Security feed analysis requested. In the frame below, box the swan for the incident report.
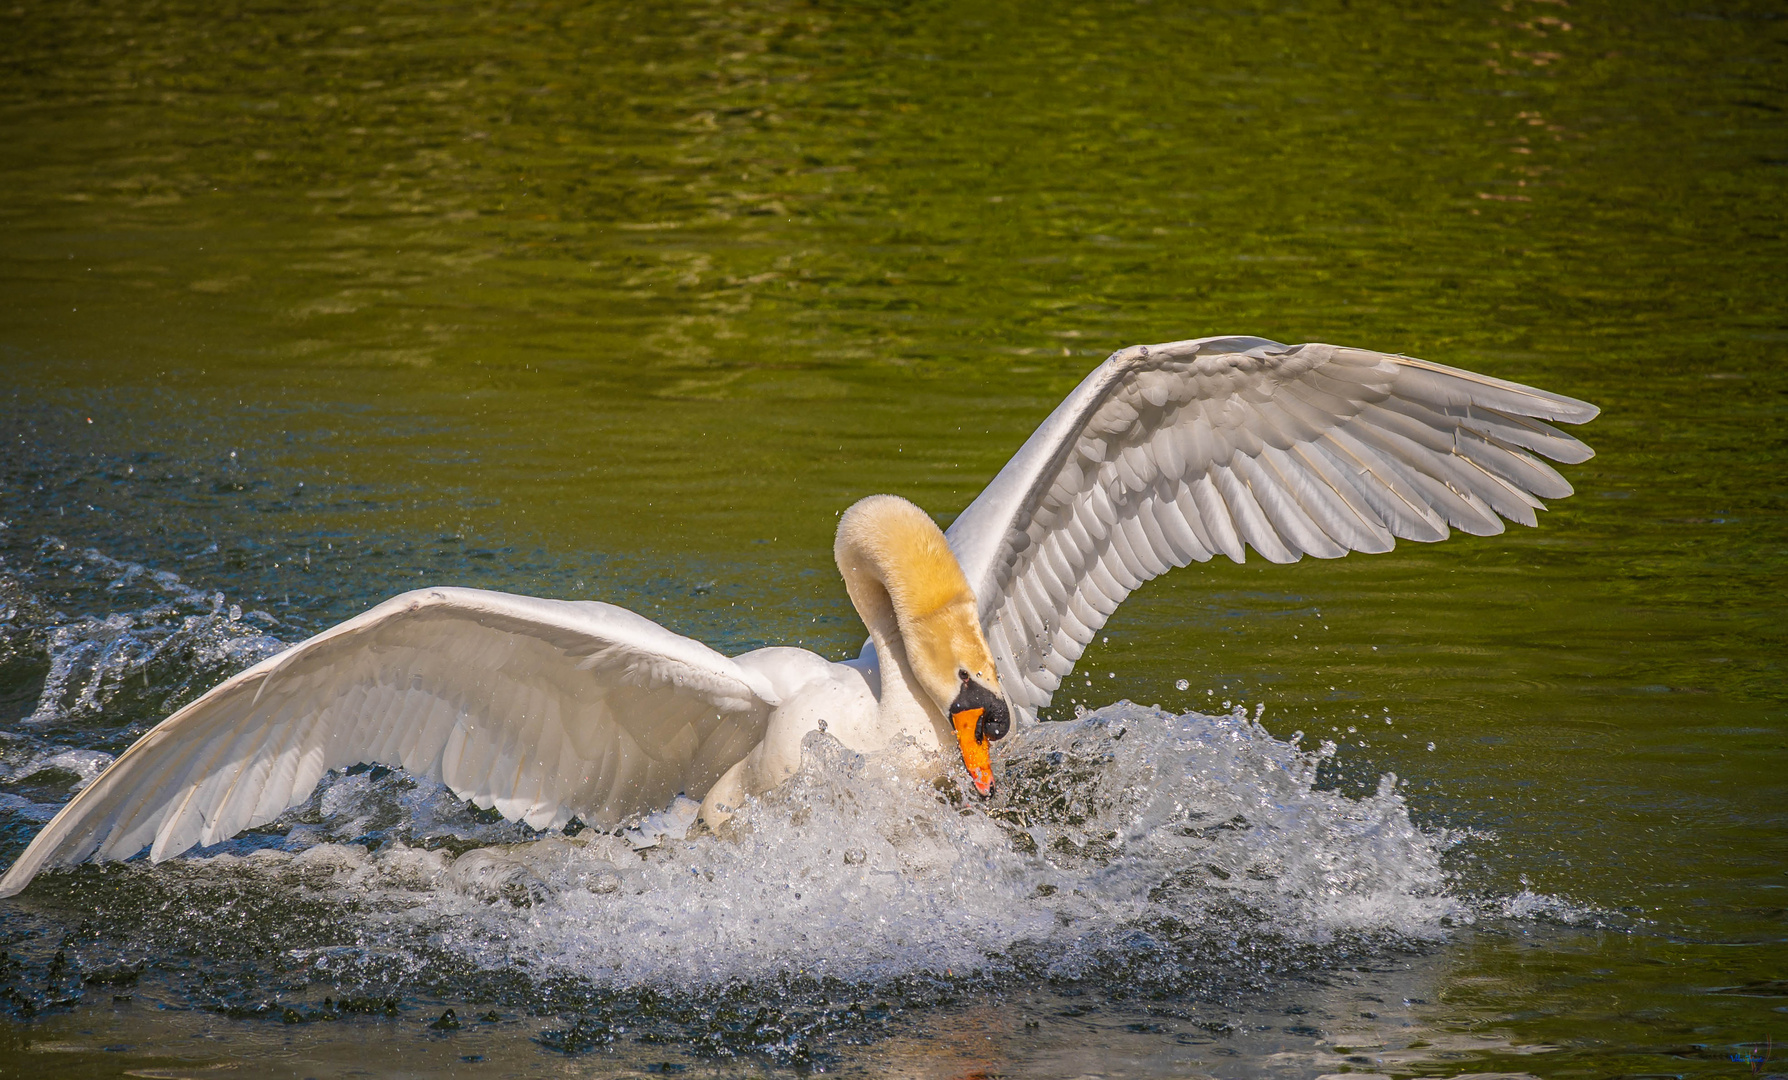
[0,335,1598,898]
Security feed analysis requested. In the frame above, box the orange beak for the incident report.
[951,707,995,797]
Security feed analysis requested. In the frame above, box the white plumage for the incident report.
[0,335,1596,897]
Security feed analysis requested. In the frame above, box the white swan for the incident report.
[0,335,1598,897]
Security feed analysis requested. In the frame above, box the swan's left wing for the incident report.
[0,588,776,897]
[945,336,1598,719]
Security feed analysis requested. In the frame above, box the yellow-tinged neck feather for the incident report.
[834,495,1000,717]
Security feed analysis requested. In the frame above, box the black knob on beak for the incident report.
[977,697,1010,742]
[951,674,1011,743]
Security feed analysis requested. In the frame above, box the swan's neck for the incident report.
[834,495,995,751]
[836,522,949,748]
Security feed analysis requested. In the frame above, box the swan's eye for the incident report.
[958,668,969,682]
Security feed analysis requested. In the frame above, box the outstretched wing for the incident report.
[945,336,1599,720]
[0,587,777,896]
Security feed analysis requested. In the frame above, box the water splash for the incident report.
[3,539,285,739]
[128,706,1463,998]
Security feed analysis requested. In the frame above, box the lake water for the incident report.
[1,0,1783,1076]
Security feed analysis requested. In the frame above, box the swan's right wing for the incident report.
[0,587,777,897]
[946,336,1598,719]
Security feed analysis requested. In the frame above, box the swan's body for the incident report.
[0,335,1598,897]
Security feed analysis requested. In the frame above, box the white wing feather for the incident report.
[946,336,1598,719]
[0,587,777,896]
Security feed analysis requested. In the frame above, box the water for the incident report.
[1,0,1784,1075]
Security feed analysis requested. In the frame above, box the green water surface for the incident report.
[1,0,1784,1076]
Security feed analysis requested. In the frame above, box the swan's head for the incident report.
[835,494,1014,797]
